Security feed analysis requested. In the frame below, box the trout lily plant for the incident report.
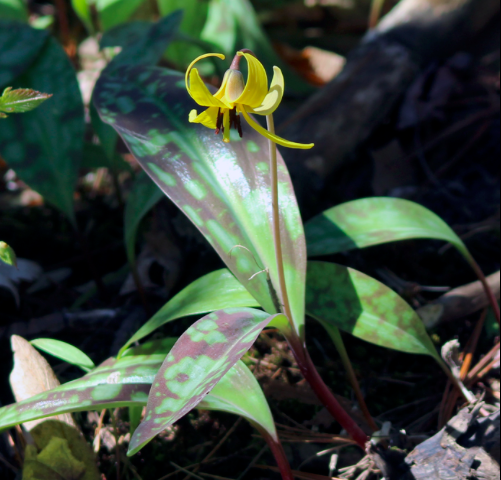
[1,29,498,480]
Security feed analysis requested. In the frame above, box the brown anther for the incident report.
[236,115,243,138]
[215,108,223,135]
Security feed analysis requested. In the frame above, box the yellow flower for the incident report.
[185,51,314,150]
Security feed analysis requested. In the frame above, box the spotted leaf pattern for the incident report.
[119,269,260,357]
[306,261,440,359]
[305,197,470,259]
[94,66,306,336]
[128,308,285,455]
[0,338,278,442]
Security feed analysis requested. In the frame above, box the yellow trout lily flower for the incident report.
[185,51,314,150]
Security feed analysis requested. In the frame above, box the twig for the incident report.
[236,444,268,480]
[170,463,204,480]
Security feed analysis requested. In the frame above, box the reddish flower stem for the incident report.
[259,429,294,480]
[288,335,369,449]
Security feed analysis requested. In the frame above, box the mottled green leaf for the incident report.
[0,241,16,266]
[100,20,151,49]
[94,66,306,336]
[305,261,439,359]
[0,35,84,224]
[0,87,52,116]
[201,0,311,94]
[30,339,95,372]
[0,339,278,446]
[0,0,28,22]
[198,360,277,440]
[124,171,163,265]
[90,12,182,189]
[119,269,260,357]
[95,0,147,31]
[128,308,285,454]
[305,197,470,259]
[0,20,48,87]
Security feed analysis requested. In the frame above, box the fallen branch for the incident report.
[417,271,500,328]
[281,0,500,178]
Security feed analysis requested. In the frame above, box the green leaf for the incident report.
[71,0,93,32]
[0,339,278,447]
[30,339,96,372]
[119,269,259,357]
[305,197,470,259]
[0,241,16,266]
[201,0,311,94]
[90,12,182,183]
[124,171,163,265]
[94,66,306,336]
[128,308,285,454]
[0,34,84,224]
[0,87,52,116]
[100,20,151,49]
[157,0,209,68]
[198,360,277,440]
[0,20,48,87]
[95,0,147,31]
[305,261,439,359]
[0,0,28,22]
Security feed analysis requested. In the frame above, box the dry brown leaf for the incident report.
[9,335,77,430]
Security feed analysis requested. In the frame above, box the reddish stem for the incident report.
[288,336,369,449]
[259,430,294,480]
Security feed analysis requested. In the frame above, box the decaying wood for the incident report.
[281,0,500,177]
[417,271,500,328]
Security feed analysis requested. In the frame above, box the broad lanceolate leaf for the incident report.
[0,20,48,87]
[305,261,439,359]
[0,241,16,266]
[71,0,93,32]
[305,197,470,259]
[0,0,28,23]
[124,171,163,265]
[119,269,259,357]
[30,338,96,372]
[128,308,286,454]
[95,0,146,31]
[198,360,277,440]
[157,0,209,68]
[0,34,84,224]
[0,340,278,445]
[201,0,311,94]
[94,66,306,336]
[0,87,52,116]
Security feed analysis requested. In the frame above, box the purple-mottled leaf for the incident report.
[306,261,439,359]
[119,269,260,357]
[305,197,470,259]
[0,338,278,445]
[94,66,306,335]
[128,308,285,455]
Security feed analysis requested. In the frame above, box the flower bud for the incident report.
[225,70,245,103]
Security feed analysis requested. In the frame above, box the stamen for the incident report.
[215,108,223,135]
[236,115,243,138]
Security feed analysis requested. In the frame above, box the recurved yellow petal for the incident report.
[185,53,225,91]
[240,107,314,150]
[234,52,268,109]
[249,67,284,116]
[189,107,220,129]
[188,69,229,108]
